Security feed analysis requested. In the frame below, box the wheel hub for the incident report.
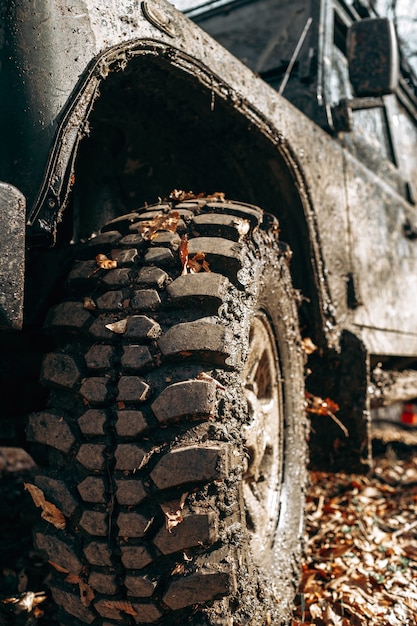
[243,313,283,568]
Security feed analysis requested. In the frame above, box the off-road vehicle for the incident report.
[1,0,417,624]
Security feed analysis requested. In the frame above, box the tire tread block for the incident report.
[85,345,114,370]
[192,213,251,240]
[151,379,216,425]
[77,477,107,503]
[125,574,159,598]
[27,412,75,453]
[150,445,229,490]
[117,377,150,403]
[117,511,152,538]
[78,409,107,436]
[34,476,78,517]
[84,541,113,566]
[163,570,232,611]
[88,571,118,595]
[153,512,217,555]
[114,443,147,471]
[120,545,153,569]
[41,353,81,389]
[35,532,82,574]
[158,321,231,363]
[45,302,92,332]
[76,444,106,471]
[115,479,147,506]
[166,273,230,305]
[203,201,263,226]
[80,377,111,404]
[79,510,108,536]
[187,237,243,277]
[49,586,95,624]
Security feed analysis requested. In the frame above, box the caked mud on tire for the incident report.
[26,198,308,625]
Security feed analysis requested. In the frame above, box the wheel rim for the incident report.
[243,312,284,569]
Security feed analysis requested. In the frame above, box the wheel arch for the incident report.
[27,41,334,350]
[22,41,375,472]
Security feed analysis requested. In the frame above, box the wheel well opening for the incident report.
[66,52,317,333]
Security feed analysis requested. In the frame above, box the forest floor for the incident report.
[0,422,416,626]
[291,422,417,625]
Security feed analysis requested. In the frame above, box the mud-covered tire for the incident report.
[26,198,308,625]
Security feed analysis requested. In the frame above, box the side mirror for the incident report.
[347,17,399,97]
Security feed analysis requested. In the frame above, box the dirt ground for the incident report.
[0,422,416,626]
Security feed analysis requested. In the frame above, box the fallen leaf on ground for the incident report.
[1,591,47,614]
[292,454,417,625]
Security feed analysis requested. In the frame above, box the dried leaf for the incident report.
[305,391,348,437]
[309,602,323,619]
[305,391,339,416]
[2,591,47,614]
[138,211,181,240]
[179,237,211,275]
[48,561,69,574]
[136,448,160,471]
[301,337,318,355]
[95,254,117,270]
[65,574,95,607]
[197,371,226,390]
[205,191,225,202]
[179,234,189,275]
[233,217,250,238]
[33,606,45,619]
[83,296,96,310]
[188,251,211,273]
[160,492,188,532]
[295,452,417,626]
[169,189,197,202]
[24,483,66,530]
[105,319,127,334]
[79,580,95,608]
[24,592,46,608]
[102,600,137,616]
[65,573,80,584]
[168,189,225,203]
